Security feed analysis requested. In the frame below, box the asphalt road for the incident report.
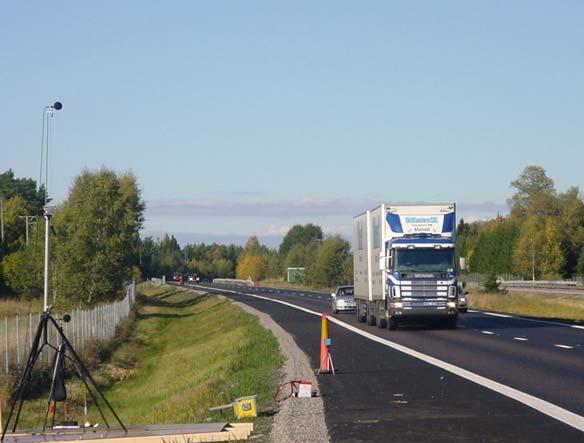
[184,282,584,442]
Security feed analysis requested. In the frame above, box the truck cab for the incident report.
[385,235,458,328]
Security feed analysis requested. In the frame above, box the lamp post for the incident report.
[41,101,62,311]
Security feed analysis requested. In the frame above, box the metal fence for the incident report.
[212,278,254,286]
[0,282,136,374]
[459,273,584,289]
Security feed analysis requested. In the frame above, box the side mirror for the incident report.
[331,293,336,298]
[459,257,466,271]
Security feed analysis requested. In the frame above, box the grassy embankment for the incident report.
[11,283,283,429]
[466,289,584,323]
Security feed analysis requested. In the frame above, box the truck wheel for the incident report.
[377,317,387,328]
[356,303,366,323]
[387,317,398,331]
[367,313,376,326]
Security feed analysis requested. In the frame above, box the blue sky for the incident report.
[2,1,583,247]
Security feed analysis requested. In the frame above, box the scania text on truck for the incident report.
[353,203,464,331]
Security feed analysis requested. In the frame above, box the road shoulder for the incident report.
[230,298,330,442]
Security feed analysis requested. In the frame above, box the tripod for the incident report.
[1,307,126,441]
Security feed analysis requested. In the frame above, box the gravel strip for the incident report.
[231,300,330,443]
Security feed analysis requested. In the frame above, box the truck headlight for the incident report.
[391,286,401,299]
[448,286,457,299]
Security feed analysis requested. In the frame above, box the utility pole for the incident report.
[0,197,4,244]
[18,215,37,245]
[531,236,535,287]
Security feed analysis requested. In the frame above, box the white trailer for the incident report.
[353,203,460,330]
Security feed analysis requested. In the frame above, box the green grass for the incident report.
[467,289,584,323]
[0,296,43,318]
[10,283,283,430]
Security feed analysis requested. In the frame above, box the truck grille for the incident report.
[399,280,448,309]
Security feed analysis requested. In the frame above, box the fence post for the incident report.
[16,315,20,366]
[29,312,32,351]
[4,317,8,373]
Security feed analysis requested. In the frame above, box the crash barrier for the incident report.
[459,273,584,289]
[212,278,255,287]
[501,280,582,289]
[0,282,136,374]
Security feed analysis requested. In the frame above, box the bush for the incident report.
[480,273,507,294]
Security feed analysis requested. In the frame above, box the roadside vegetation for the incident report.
[8,283,283,429]
[0,168,144,307]
[141,224,353,289]
[458,165,584,280]
[467,289,584,323]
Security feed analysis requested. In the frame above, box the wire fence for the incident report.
[0,282,136,374]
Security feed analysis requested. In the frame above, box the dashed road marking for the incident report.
[191,284,584,433]
[514,337,529,341]
[468,309,584,330]
[481,330,494,335]
[554,344,574,349]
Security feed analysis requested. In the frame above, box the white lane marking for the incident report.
[554,344,574,349]
[193,284,584,432]
[317,296,322,299]
[481,330,494,335]
[514,337,529,341]
[300,293,305,296]
[468,309,584,331]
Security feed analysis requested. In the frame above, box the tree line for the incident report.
[1,167,353,307]
[457,165,584,279]
[0,168,144,305]
[142,223,353,288]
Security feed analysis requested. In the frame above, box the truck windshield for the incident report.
[393,248,454,273]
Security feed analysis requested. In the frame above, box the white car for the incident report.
[331,285,356,314]
[458,288,468,313]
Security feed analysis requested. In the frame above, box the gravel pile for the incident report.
[233,301,330,443]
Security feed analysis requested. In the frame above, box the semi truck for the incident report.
[353,203,462,331]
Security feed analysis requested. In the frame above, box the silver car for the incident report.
[458,283,468,313]
[331,285,356,314]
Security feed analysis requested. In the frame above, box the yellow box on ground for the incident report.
[233,396,257,418]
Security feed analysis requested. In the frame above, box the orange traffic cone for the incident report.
[318,313,335,374]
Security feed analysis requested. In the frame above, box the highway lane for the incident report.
[187,282,584,442]
[198,283,584,417]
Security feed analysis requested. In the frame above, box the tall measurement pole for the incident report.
[40,101,62,310]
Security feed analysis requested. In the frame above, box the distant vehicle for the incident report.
[187,274,199,283]
[172,272,183,282]
[331,285,356,314]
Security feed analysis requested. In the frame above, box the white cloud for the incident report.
[146,198,508,221]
